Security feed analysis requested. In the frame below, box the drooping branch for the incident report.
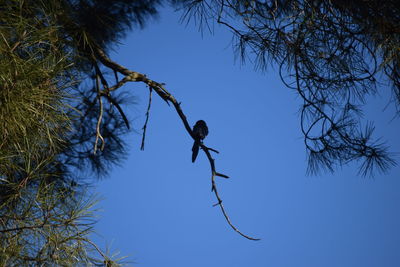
[201,143,260,241]
[141,86,153,150]
[92,46,260,241]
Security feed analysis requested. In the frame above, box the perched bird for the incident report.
[191,120,208,162]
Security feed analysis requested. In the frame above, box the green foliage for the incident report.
[0,183,97,266]
[175,0,399,175]
[1,0,398,265]
[0,0,73,176]
[0,0,135,265]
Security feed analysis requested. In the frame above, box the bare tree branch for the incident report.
[141,87,153,150]
[201,144,260,241]
[92,46,260,241]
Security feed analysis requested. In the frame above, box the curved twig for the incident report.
[201,144,260,241]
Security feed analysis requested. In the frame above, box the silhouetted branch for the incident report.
[141,87,153,150]
[105,94,130,130]
[202,144,220,154]
[92,46,259,240]
[215,172,229,178]
[201,144,260,240]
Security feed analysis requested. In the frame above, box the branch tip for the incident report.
[215,172,230,178]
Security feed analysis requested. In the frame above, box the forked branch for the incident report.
[201,143,260,241]
[92,47,260,241]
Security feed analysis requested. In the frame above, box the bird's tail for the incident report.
[192,139,200,163]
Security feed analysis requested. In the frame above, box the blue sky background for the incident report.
[92,6,400,267]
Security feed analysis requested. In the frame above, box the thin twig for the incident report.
[94,74,105,154]
[93,62,109,89]
[113,69,119,84]
[94,62,130,130]
[0,222,46,233]
[201,144,260,241]
[202,144,220,154]
[141,87,153,150]
[86,239,108,262]
[105,94,130,129]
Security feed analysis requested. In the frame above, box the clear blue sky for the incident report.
[92,6,400,267]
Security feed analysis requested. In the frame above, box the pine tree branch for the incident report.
[93,47,260,241]
[201,143,260,241]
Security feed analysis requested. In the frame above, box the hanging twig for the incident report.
[93,62,131,130]
[104,94,130,129]
[141,86,153,150]
[201,144,260,241]
[93,73,105,154]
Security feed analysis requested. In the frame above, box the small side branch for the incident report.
[202,144,220,154]
[105,94,130,129]
[141,87,153,150]
[201,144,260,241]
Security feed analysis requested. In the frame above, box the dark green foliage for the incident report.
[66,0,161,48]
[61,87,133,177]
[0,0,153,265]
[1,0,399,265]
[174,0,399,175]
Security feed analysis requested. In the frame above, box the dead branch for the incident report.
[92,47,260,241]
[141,86,153,150]
[201,144,260,241]
[202,144,220,154]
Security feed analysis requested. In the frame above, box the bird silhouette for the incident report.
[191,120,208,162]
